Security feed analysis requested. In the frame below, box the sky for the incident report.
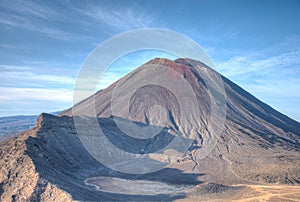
[0,0,300,121]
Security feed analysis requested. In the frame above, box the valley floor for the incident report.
[86,176,300,201]
[178,184,300,202]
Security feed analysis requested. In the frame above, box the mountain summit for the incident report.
[61,57,300,180]
[1,58,299,201]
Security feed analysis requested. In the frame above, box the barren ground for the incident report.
[86,177,300,202]
[178,184,300,201]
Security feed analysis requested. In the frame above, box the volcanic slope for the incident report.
[0,58,299,201]
[62,57,300,184]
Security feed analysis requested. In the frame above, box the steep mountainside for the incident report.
[62,58,300,183]
[1,58,299,201]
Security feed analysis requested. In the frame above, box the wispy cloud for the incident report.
[1,0,57,20]
[76,4,161,31]
[0,63,76,115]
[0,1,164,41]
[0,87,73,102]
[215,46,300,121]
[0,65,74,115]
[0,65,76,88]
[0,86,73,116]
[216,48,300,77]
[0,1,84,41]
[239,75,300,121]
[0,44,20,49]
[0,15,77,41]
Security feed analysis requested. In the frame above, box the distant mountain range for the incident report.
[0,111,61,141]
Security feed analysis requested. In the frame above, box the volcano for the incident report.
[0,58,299,201]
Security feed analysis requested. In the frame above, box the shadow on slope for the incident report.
[25,113,204,201]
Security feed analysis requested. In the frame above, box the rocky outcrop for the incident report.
[0,114,189,201]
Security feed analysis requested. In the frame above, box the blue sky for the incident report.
[0,0,300,121]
